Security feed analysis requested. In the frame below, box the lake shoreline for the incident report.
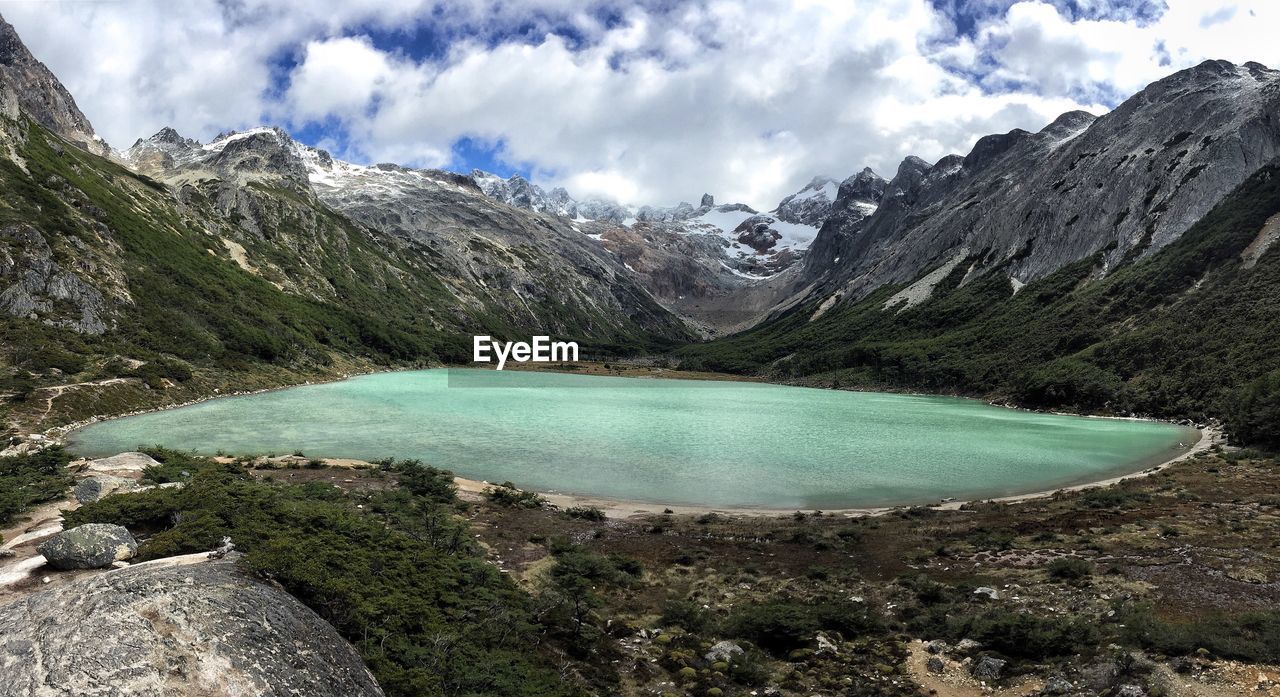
[58,366,1215,519]
[446,424,1216,518]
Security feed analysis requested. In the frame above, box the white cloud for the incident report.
[4,0,1278,208]
[287,37,395,120]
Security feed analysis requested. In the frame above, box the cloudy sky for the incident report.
[6,0,1279,208]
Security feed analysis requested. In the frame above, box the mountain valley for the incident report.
[5,9,1280,697]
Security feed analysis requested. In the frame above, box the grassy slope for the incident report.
[679,164,1280,428]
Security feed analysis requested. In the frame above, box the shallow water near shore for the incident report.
[68,369,1197,509]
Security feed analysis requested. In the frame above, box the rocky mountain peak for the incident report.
[0,14,107,155]
[774,175,840,225]
[828,168,885,216]
[963,129,1032,172]
[700,193,715,207]
[1038,110,1097,140]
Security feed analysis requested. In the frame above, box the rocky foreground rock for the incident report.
[0,556,383,696]
[36,523,137,570]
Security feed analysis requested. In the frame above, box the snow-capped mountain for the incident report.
[466,168,883,279]
[774,176,839,225]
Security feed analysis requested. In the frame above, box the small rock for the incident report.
[974,586,1000,600]
[925,639,947,654]
[1114,686,1146,697]
[37,524,137,570]
[1040,675,1073,695]
[926,656,944,674]
[208,537,235,559]
[0,549,15,559]
[955,638,982,653]
[815,634,838,655]
[704,640,744,663]
[970,656,1006,681]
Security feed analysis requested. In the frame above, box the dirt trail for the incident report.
[34,377,133,424]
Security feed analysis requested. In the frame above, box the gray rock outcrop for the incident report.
[36,523,137,569]
[0,223,110,334]
[73,475,136,503]
[704,640,745,663]
[971,655,1007,681]
[84,451,162,473]
[0,556,383,696]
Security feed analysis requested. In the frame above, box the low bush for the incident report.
[1047,557,1093,581]
[486,482,546,509]
[0,445,72,528]
[564,506,606,522]
[1119,605,1280,663]
[724,601,883,657]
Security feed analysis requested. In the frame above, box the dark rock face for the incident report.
[0,14,106,155]
[734,215,783,253]
[36,523,137,570]
[799,60,1280,310]
[0,223,110,333]
[0,556,384,696]
[73,475,136,504]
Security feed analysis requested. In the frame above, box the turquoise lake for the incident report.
[67,369,1198,509]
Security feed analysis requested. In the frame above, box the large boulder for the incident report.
[84,452,160,473]
[36,523,137,569]
[704,640,745,663]
[0,556,383,696]
[74,475,136,503]
[971,655,1007,681]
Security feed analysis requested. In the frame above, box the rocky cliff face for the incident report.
[800,60,1280,309]
[0,556,384,696]
[0,14,106,157]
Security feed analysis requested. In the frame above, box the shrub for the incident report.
[724,601,883,657]
[383,459,456,504]
[565,506,606,522]
[486,483,546,509]
[0,445,72,527]
[948,610,1101,661]
[1227,370,1280,450]
[661,598,711,633]
[1047,557,1093,581]
[1120,605,1280,663]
